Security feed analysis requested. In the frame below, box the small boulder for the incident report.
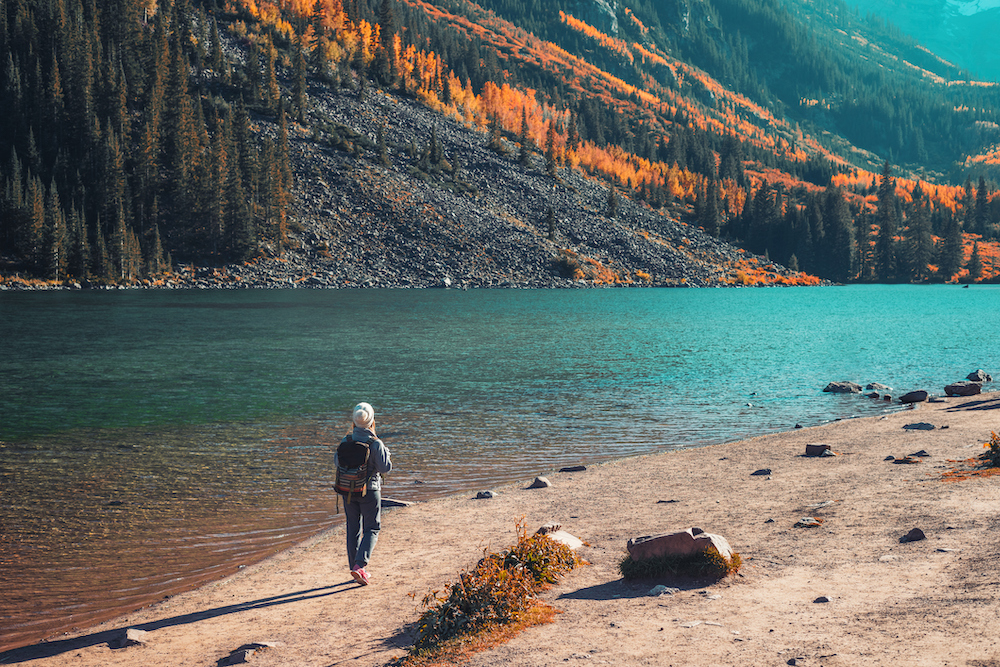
[558,465,587,473]
[967,369,992,382]
[899,390,928,404]
[750,468,772,476]
[108,628,149,649]
[535,522,561,534]
[528,476,552,489]
[627,528,734,563]
[475,490,498,499]
[545,530,584,550]
[900,528,926,543]
[219,643,277,666]
[945,381,982,397]
[823,381,862,393]
[805,444,834,457]
[865,392,880,399]
[903,422,935,431]
[648,585,680,596]
[866,382,892,392]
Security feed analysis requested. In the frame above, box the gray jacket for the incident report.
[336,426,392,492]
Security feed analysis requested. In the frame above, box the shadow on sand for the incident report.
[0,582,358,664]
[946,397,1000,412]
[558,577,711,601]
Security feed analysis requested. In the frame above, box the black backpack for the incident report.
[334,436,374,500]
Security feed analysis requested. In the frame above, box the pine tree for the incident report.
[67,206,89,279]
[441,73,452,105]
[937,215,964,282]
[264,38,280,115]
[699,177,721,236]
[518,107,531,166]
[718,134,745,185]
[377,123,389,166]
[545,120,557,177]
[26,174,45,269]
[43,179,67,280]
[606,187,618,218]
[375,0,397,85]
[566,112,580,153]
[147,223,166,276]
[823,185,856,283]
[961,176,975,232]
[91,218,112,282]
[207,110,229,256]
[975,176,989,236]
[429,124,442,169]
[874,159,897,282]
[746,183,775,256]
[856,211,874,282]
[904,183,934,282]
[487,114,504,154]
[247,40,262,105]
[966,240,983,283]
[293,36,308,123]
[277,102,292,192]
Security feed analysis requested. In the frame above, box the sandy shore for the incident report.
[3,393,1000,667]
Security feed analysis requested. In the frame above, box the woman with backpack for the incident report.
[335,402,392,586]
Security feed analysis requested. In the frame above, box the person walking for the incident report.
[336,402,392,586]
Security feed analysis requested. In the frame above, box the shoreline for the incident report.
[4,392,1000,666]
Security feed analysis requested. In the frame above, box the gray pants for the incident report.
[344,488,381,569]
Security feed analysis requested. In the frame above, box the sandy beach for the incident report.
[3,392,1000,667]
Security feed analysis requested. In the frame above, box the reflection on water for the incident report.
[0,420,342,649]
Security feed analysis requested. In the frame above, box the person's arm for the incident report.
[372,439,392,475]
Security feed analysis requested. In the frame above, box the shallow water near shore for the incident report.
[0,284,996,650]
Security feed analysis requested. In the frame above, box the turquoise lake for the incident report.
[0,285,996,650]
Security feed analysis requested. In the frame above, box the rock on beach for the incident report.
[945,381,982,397]
[626,528,735,563]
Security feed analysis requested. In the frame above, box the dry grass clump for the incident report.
[403,522,579,666]
[940,432,1000,482]
[983,431,1000,467]
[618,545,742,581]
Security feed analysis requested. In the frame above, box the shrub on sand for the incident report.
[618,545,742,581]
[405,521,579,664]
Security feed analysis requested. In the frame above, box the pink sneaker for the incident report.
[351,566,370,586]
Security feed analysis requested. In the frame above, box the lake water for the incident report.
[0,285,995,651]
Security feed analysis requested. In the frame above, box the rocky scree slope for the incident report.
[183,83,812,289]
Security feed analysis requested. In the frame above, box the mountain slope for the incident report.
[3,0,1000,289]
[201,83,819,288]
[841,0,1000,82]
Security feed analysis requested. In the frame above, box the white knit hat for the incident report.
[352,402,375,428]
